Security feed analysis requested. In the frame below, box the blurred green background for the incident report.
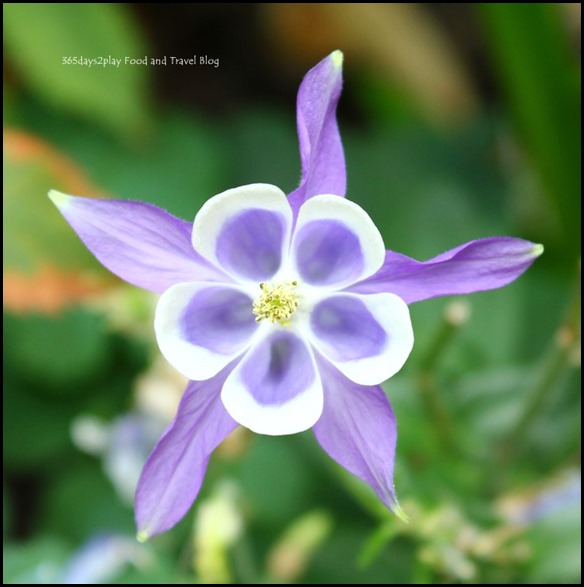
[3,3,581,584]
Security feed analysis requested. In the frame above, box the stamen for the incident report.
[252,281,299,325]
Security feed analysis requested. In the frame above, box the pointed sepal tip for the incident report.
[48,189,72,209]
[532,243,544,257]
[392,500,410,524]
[331,50,344,68]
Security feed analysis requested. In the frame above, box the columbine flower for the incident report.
[49,50,543,541]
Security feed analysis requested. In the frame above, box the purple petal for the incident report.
[292,195,385,289]
[155,283,257,381]
[310,296,387,361]
[216,209,286,281]
[294,220,364,286]
[135,368,238,540]
[307,293,413,386]
[313,358,404,516]
[181,287,256,353]
[221,331,323,435]
[48,191,227,293]
[191,184,292,283]
[349,237,544,303]
[241,332,315,405]
[288,51,346,214]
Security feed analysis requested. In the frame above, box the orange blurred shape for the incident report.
[3,265,105,314]
[3,129,114,314]
[4,129,102,197]
[262,4,478,127]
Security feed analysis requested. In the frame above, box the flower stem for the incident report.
[503,268,580,454]
[416,301,470,451]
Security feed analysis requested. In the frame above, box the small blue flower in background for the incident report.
[50,50,542,541]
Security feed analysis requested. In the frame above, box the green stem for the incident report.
[416,301,470,450]
[511,335,573,443]
[503,267,580,454]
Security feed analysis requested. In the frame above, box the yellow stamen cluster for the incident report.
[252,281,299,325]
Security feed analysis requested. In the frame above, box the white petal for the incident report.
[221,331,323,435]
[291,195,385,289]
[154,282,258,381]
[192,184,293,283]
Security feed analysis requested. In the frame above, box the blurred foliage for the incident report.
[3,3,580,585]
[3,3,149,140]
[481,3,581,264]
[263,3,479,126]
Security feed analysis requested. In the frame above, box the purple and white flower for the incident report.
[49,50,543,541]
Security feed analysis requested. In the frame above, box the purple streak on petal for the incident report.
[181,286,256,354]
[135,366,238,540]
[288,51,346,214]
[311,296,387,361]
[50,193,228,293]
[349,237,544,303]
[294,220,364,286]
[241,332,315,406]
[313,358,401,513]
[216,209,285,281]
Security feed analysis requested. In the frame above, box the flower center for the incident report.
[252,281,299,325]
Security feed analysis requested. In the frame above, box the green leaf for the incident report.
[3,4,149,139]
